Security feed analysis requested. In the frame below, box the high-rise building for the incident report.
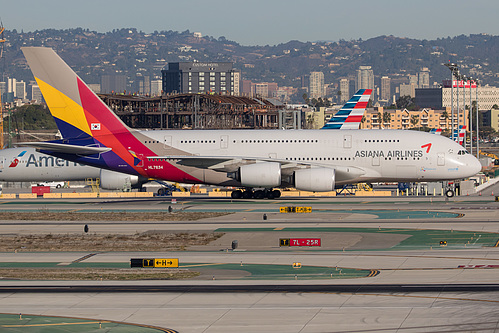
[31,85,43,103]
[301,75,310,90]
[232,71,241,95]
[161,62,238,95]
[408,74,418,86]
[7,78,16,95]
[101,75,127,94]
[339,78,350,103]
[150,80,162,96]
[416,83,499,111]
[400,83,416,98]
[380,76,391,102]
[356,66,374,97]
[418,67,430,89]
[309,71,324,99]
[15,81,26,100]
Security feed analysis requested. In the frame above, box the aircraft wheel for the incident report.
[266,190,275,199]
[231,190,243,199]
[157,188,165,196]
[254,190,265,199]
[445,189,455,198]
[272,190,281,198]
[242,190,253,199]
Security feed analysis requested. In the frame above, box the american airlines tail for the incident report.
[321,89,372,129]
[21,47,155,177]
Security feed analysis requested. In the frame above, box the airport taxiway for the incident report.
[0,195,498,332]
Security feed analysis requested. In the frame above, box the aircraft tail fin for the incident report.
[22,47,152,176]
[21,47,131,140]
[321,89,372,129]
[429,128,442,135]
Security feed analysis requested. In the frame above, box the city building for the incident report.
[415,83,499,111]
[360,107,467,131]
[339,78,350,103]
[380,76,391,102]
[356,66,374,98]
[101,75,127,94]
[481,108,499,132]
[161,62,239,95]
[150,80,162,96]
[399,83,416,98]
[418,67,430,88]
[30,85,43,103]
[309,72,324,99]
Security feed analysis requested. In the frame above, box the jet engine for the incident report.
[294,168,335,192]
[99,169,139,190]
[239,162,281,187]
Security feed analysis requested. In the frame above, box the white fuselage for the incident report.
[136,129,481,187]
[0,147,100,182]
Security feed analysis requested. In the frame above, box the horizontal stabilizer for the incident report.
[17,142,112,155]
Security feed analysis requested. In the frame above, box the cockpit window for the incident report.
[457,150,469,155]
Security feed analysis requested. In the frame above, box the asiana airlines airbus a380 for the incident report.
[20,47,481,199]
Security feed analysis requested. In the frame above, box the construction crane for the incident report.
[0,21,5,149]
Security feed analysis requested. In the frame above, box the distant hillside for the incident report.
[3,29,498,98]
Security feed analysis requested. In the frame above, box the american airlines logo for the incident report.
[9,150,27,168]
[91,123,101,130]
[10,154,83,168]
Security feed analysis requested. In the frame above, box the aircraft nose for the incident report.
[464,155,482,177]
[470,156,482,175]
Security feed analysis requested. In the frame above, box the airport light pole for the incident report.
[455,70,461,143]
[460,74,467,149]
[475,79,480,158]
[444,63,458,138]
[468,76,474,155]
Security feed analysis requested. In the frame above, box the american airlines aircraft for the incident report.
[0,147,145,190]
[20,47,481,199]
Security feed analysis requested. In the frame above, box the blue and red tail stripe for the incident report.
[322,89,372,130]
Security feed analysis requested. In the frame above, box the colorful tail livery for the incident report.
[321,89,372,129]
[21,47,200,183]
[453,125,467,146]
[429,128,442,135]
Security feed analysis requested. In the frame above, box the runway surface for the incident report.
[0,194,498,332]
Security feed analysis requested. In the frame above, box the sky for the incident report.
[3,0,499,46]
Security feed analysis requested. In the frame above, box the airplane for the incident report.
[20,47,481,199]
[0,147,146,190]
[321,89,371,129]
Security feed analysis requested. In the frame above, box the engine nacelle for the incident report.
[239,162,281,187]
[294,168,335,192]
[100,169,139,190]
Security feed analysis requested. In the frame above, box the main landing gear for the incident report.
[231,188,281,199]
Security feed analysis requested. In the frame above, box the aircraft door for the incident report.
[0,157,4,170]
[437,153,445,166]
[372,156,380,166]
[343,135,352,149]
[164,135,172,149]
[220,135,229,149]
[137,154,145,168]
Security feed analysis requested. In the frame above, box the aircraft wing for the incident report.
[17,142,112,155]
[150,156,366,182]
